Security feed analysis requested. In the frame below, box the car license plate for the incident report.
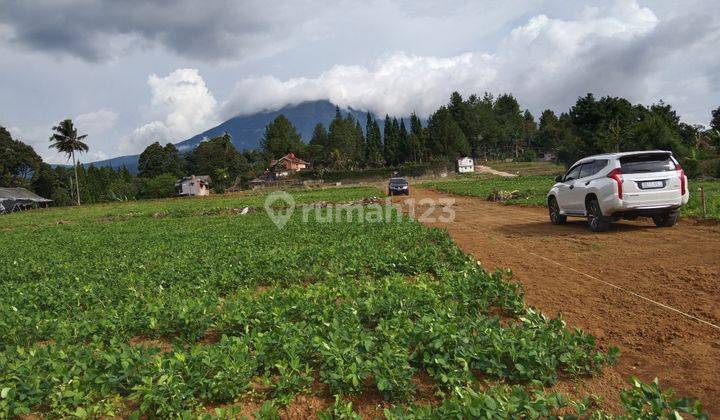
[641,180,663,189]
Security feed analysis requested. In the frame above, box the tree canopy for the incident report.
[0,126,43,187]
[186,132,249,191]
[260,115,305,158]
[138,142,184,178]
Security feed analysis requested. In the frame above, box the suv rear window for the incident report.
[620,154,675,174]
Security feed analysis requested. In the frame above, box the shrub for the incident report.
[680,158,700,178]
[517,149,538,162]
[138,173,177,198]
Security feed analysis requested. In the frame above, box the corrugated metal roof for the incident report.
[0,187,52,202]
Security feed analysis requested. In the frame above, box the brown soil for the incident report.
[129,335,174,354]
[198,329,221,345]
[394,187,720,415]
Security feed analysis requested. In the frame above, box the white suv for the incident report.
[547,151,689,232]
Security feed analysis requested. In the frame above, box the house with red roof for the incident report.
[270,152,309,177]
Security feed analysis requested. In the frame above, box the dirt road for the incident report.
[399,187,720,414]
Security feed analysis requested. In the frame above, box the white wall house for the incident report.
[457,157,475,173]
[176,175,211,196]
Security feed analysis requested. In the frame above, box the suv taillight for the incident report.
[675,162,686,196]
[607,168,623,199]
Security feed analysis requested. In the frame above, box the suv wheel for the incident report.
[548,197,566,225]
[652,210,679,227]
[586,198,610,232]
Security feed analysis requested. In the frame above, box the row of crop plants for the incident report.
[0,188,706,418]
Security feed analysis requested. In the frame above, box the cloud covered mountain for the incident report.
[86,100,369,172]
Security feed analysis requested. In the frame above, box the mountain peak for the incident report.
[88,100,370,172]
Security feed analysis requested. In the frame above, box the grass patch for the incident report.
[423,175,720,220]
[484,160,566,176]
[423,175,553,206]
[0,185,381,229]
[684,179,720,220]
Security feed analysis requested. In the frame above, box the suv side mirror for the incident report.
[554,175,563,183]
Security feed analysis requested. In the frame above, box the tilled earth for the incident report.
[395,187,720,415]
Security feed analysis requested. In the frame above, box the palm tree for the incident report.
[50,119,89,205]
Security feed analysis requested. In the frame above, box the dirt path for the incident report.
[474,165,517,177]
[398,187,720,415]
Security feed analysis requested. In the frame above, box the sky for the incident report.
[1,0,719,164]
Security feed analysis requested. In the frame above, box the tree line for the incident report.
[261,92,720,175]
[2,92,719,206]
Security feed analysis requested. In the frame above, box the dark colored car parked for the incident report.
[388,177,409,196]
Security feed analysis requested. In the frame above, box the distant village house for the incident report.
[270,153,309,177]
[457,157,475,173]
[176,175,210,196]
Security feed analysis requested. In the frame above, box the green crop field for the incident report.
[424,175,720,221]
[423,176,554,207]
[0,186,705,418]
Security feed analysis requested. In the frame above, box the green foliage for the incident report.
[424,175,555,206]
[383,115,401,166]
[0,186,624,417]
[385,385,569,419]
[0,186,708,417]
[138,142,184,178]
[684,179,720,220]
[0,126,43,188]
[307,122,329,165]
[138,173,177,198]
[261,115,305,159]
[365,113,384,166]
[323,107,365,169]
[680,157,700,178]
[318,395,362,420]
[619,377,707,419]
[710,106,720,132]
[698,157,720,178]
[426,107,470,160]
[49,119,90,205]
[517,148,537,162]
[254,401,280,420]
[371,342,415,400]
[186,132,248,190]
[296,161,452,183]
[30,163,59,198]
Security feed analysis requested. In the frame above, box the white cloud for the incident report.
[219,0,717,125]
[9,121,111,164]
[220,52,498,119]
[75,110,118,136]
[71,0,720,159]
[120,68,217,153]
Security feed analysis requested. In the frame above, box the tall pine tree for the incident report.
[260,115,305,158]
[365,113,384,166]
[427,107,470,159]
[408,113,425,162]
[398,119,409,164]
[307,123,328,165]
[383,115,397,165]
